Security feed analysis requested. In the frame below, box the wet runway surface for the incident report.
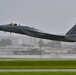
[0,69,76,72]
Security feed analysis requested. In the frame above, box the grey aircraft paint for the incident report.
[0,23,75,42]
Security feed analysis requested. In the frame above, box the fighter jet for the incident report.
[0,23,76,42]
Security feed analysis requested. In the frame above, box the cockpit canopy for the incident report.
[9,23,20,26]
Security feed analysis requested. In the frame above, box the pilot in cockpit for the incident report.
[14,23,17,26]
[9,23,18,26]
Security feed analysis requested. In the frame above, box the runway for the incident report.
[0,69,76,72]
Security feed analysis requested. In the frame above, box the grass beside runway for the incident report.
[0,72,76,75]
[0,60,76,69]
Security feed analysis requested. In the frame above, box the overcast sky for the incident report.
[0,0,76,35]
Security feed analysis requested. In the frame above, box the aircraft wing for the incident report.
[18,28,74,42]
[40,32,75,42]
[38,32,70,42]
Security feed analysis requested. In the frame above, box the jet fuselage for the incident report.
[0,23,75,42]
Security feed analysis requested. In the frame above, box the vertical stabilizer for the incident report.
[66,24,76,35]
